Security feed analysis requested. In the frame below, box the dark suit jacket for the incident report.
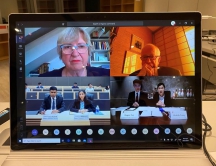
[36,86,44,88]
[70,99,96,112]
[153,91,172,107]
[39,95,66,113]
[127,91,147,107]
[129,66,181,76]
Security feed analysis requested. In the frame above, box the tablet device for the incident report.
[9,12,202,150]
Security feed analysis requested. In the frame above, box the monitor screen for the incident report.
[9,13,202,149]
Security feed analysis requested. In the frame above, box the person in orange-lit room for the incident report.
[130,44,181,76]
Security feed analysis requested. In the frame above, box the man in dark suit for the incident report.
[127,79,147,107]
[154,83,171,107]
[129,44,181,76]
[39,86,65,114]
[72,82,79,89]
[36,82,44,89]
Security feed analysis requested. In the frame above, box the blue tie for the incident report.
[52,98,55,110]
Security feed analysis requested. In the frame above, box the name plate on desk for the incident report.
[74,114,89,121]
[42,115,58,121]
[168,111,188,120]
[120,111,139,119]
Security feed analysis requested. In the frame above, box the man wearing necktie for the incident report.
[127,79,147,107]
[39,86,66,114]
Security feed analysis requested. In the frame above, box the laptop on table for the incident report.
[3,12,204,165]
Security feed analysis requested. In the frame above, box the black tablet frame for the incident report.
[9,12,202,150]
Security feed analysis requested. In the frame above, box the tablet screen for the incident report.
[9,13,202,149]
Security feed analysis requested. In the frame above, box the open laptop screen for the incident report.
[9,13,202,149]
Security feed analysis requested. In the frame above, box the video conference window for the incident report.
[24,27,110,77]
[110,26,195,76]
[24,25,196,132]
[110,76,195,126]
[25,77,110,126]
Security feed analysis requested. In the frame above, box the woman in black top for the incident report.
[70,90,95,113]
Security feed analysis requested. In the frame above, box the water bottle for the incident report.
[96,105,100,114]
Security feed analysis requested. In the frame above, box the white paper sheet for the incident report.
[45,110,52,115]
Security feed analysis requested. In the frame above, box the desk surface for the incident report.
[202,40,216,55]
[112,106,190,125]
[26,111,110,126]
[0,101,216,166]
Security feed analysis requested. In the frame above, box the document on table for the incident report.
[140,107,163,117]
[114,107,129,111]
[45,110,53,115]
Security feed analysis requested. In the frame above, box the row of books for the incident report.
[91,52,110,61]
[92,41,110,50]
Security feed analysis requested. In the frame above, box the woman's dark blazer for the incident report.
[70,99,96,112]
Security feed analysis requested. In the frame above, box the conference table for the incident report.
[111,106,190,125]
[26,110,110,126]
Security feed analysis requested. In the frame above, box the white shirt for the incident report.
[51,96,56,110]
[134,91,140,101]
[85,87,94,93]
[159,95,165,104]
[25,88,30,92]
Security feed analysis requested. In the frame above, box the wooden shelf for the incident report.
[123,3,134,5]
[0,56,9,61]
[0,41,8,44]
[112,4,121,6]
[100,0,143,12]
[101,5,111,7]
[90,36,110,68]
[64,7,78,9]
[91,38,109,41]
[0,31,9,61]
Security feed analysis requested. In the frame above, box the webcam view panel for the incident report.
[110,26,195,77]
[25,77,110,126]
[24,27,110,77]
[110,76,195,126]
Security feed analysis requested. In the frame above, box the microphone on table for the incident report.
[159,107,169,117]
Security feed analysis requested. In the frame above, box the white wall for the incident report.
[144,0,216,30]
[197,0,216,29]
[0,0,18,21]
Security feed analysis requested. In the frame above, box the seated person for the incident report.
[70,90,95,113]
[127,79,147,107]
[38,27,110,77]
[72,82,79,89]
[85,83,94,93]
[154,83,171,107]
[25,83,30,92]
[130,44,181,76]
[36,82,44,89]
[39,86,66,114]
[104,85,110,92]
